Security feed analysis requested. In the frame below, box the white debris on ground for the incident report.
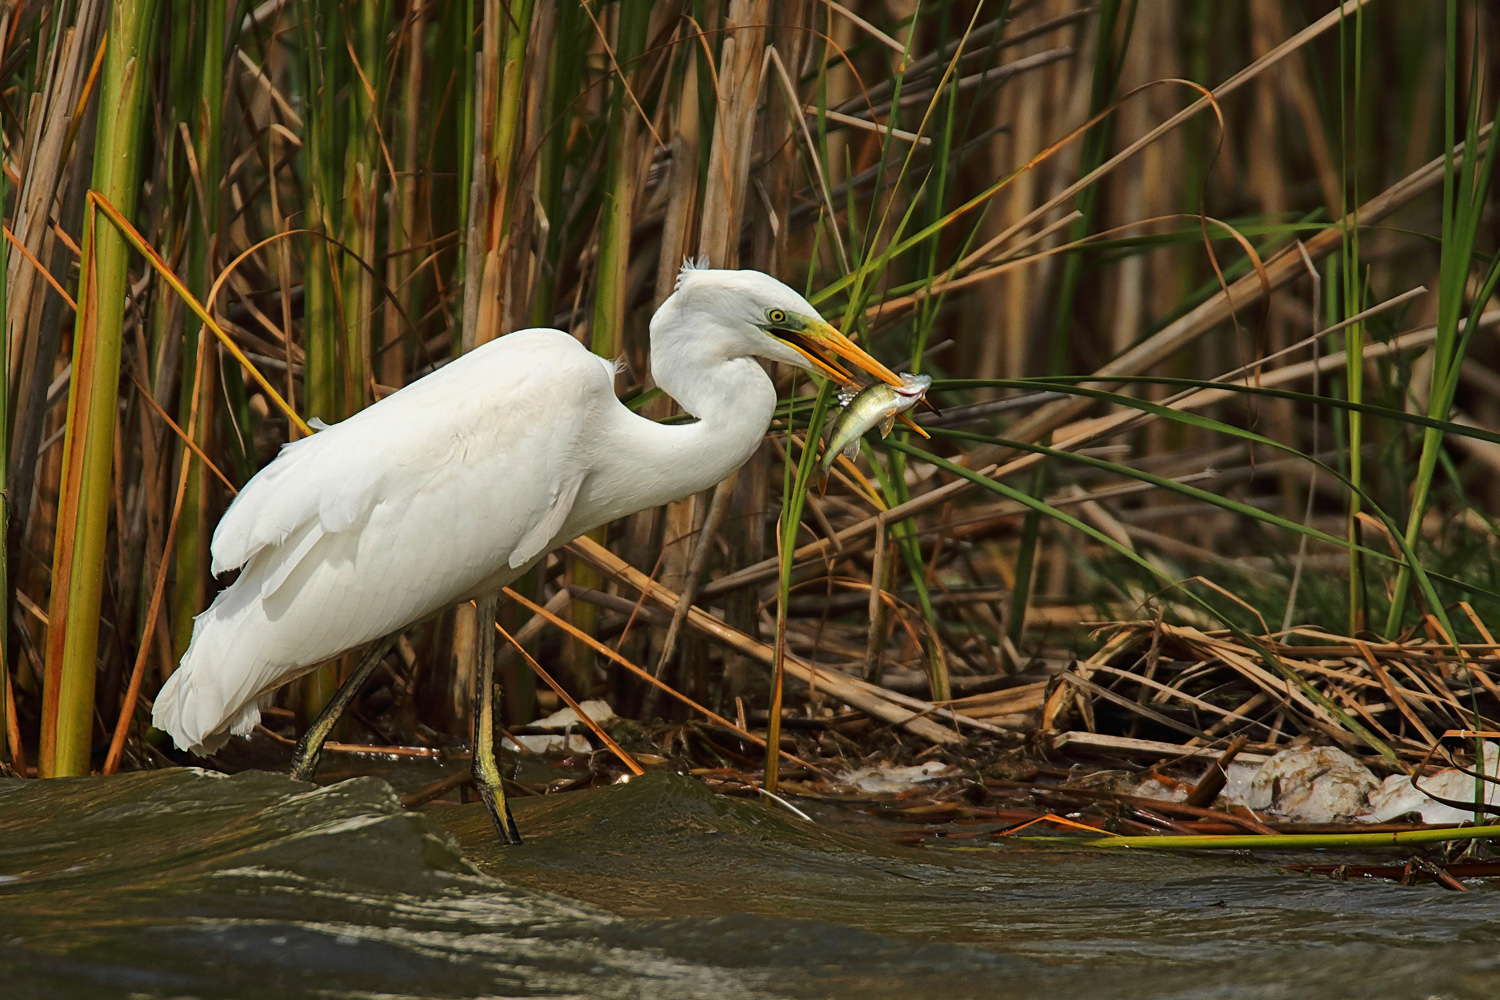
[532,699,617,730]
[1218,761,1263,808]
[839,761,957,794]
[1133,761,1261,805]
[503,733,592,755]
[1130,742,1500,825]
[1235,746,1381,822]
[1360,742,1500,824]
[1133,774,1191,802]
[497,699,617,755]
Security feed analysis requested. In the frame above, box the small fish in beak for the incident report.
[820,373,933,478]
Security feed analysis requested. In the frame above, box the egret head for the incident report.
[662,264,905,388]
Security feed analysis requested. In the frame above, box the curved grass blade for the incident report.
[886,438,1395,759]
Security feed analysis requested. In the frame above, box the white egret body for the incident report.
[154,267,903,755]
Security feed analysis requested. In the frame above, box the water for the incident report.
[3,767,1499,999]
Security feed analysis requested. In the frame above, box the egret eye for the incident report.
[766,308,788,325]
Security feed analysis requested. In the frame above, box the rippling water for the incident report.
[3,767,1499,998]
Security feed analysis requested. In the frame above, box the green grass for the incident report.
[1,1,1495,770]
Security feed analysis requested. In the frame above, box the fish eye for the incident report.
[766,308,788,325]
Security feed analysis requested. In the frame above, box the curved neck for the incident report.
[575,317,778,528]
[649,354,777,495]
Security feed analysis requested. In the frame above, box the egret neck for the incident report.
[582,310,780,520]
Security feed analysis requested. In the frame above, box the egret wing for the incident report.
[160,331,617,753]
[211,330,611,610]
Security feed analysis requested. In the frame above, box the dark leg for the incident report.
[289,632,400,782]
[472,593,522,844]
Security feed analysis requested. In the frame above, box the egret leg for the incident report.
[289,632,400,782]
[472,593,522,844]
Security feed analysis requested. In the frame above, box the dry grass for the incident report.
[1,2,1497,782]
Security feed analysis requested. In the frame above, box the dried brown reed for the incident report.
[1,2,1497,788]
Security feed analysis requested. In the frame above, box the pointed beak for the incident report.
[895,411,930,438]
[771,315,936,436]
[772,316,906,388]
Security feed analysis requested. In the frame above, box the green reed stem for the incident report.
[339,0,386,414]
[1026,823,1500,852]
[1008,0,1131,657]
[297,0,342,423]
[1338,3,1366,634]
[172,0,225,664]
[0,160,9,767]
[1384,1,1499,638]
[41,0,161,777]
[769,380,836,793]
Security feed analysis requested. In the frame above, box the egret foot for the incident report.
[289,632,401,782]
[473,593,522,844]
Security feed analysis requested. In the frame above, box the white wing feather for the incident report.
[154,329,610,754]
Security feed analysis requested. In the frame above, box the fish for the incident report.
[819,372,932,477]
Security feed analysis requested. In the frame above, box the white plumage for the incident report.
[153,267,903,755]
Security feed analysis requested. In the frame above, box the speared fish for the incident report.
[819,373,932,478]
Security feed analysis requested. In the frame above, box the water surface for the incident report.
[2,768,1496,998]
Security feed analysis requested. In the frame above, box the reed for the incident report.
[170,0,226,669]
[39,0,160,777]
[1384,0,1500,638]
[1029,822,1500,852]
[0,160,9,768]
[0,1,1494,783]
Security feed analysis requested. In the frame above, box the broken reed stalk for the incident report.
[502,584,828,777]
[567,536,964,745]
[494,620,645,777]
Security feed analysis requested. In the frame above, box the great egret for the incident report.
[152,264,906,843]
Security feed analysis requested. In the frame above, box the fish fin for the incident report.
[879,414,896,436]
[841,439,861,461]
[835,387,858,408]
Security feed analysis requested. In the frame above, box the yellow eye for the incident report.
[767,308,788,325]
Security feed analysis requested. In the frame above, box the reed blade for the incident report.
[40,1,161,777]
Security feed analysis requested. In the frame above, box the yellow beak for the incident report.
[779,317,907,389]
[774,317,933,439]
[894,411,930,438]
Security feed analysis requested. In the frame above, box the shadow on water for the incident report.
[4,768,1500,999]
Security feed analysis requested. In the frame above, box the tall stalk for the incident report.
[1007,0,1132,658]
[572,2,651,690]
[0,161,10,768]
[297,0,343,423]
[462,0,535,352]
[40,0,161,777]
[1338,3,1367,634]
[171,0,226,665]
[339,0,386,412]
[1384,1,1500,637]
[767,381,833,793]
[382,0,426,387]
[530,0,585,329]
